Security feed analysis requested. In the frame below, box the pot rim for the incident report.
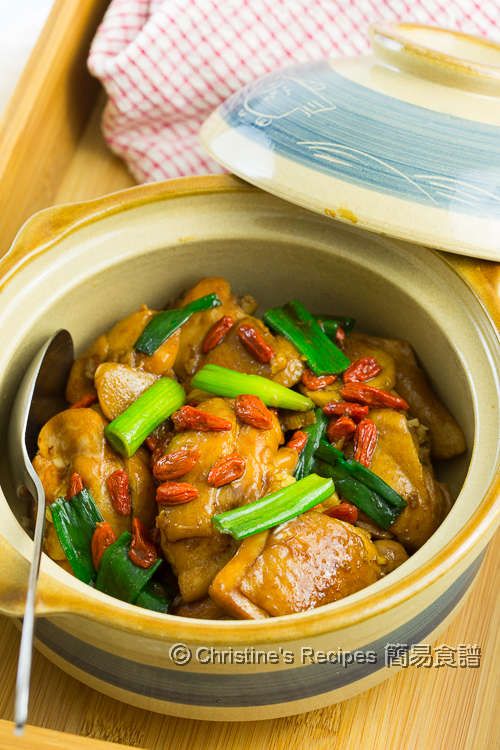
[1,173,498,643]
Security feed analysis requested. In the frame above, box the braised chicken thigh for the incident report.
[156,396,295,601]
[210,512,382,618]
[33,407,155,561]
[67,306,180,404]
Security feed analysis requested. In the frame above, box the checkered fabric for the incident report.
[88,0,500,182]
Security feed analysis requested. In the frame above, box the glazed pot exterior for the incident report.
[31,547,484,720]
[0,176,498,719]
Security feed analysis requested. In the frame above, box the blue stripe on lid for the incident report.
[220,64,500,217]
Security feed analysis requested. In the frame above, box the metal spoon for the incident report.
[8,330,74,734]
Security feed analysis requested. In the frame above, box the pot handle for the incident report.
[0,175,249,287]
[444,255,500,329]
[0,530,177,639]
[0,533,31,617]
[0,531,103,619]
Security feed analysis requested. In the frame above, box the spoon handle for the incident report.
[14,483,46,735]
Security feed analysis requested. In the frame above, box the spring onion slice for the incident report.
[191,364,313,411]
[95,532,162,604]
[313,459,401,530]
[105,377,185,457]
[213,474,334,540]
[135,293,221,355]
[294,408,328,480]
[50,488,103,584]
[315,315,356,338]
[315,440,406,510]
[264,300,350,375]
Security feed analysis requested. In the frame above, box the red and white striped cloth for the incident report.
[88,0,499,183]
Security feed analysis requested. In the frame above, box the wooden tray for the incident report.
[0,2,498,748]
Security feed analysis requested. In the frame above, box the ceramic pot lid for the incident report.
[201,23,500,261]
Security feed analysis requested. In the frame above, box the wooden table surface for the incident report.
[0,102,498,750]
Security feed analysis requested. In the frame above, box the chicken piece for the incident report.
[344,333,396,391]
[66,306,180,403]
[174,278,304,387]
[298,380,342,408]
[163,533,237,603]
[369,409,450,551]
[205,317,304,387]
[209,532,270,619]
[33,408,156,562]
[95,363,158,420]
[298,331,396,407]
[210,511,382,618]
[156,397,285,542]
[280,408,316,432]
[174,277,249,382]
[270,445,300,479]
[374,540,409,574]
[359,335,465,460]
[172,596,230,619]
[407,417,432,465]
[157,396,296,601]
[356,512,395,540]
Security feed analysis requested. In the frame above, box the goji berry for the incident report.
[235,394,273,429]
[287,430,308,454]
[145,435,158,452]
[207,453,246,487]
[172,405,232,432]
[341,383,409,410]
[301,369,337,391]
[324,502,359,524]
[202,315,234,353]
[343,357,382,384]
[106,469,131,515]
[237,323,274,363]
[153,447,200,481]
[128,517,158,569]
[70,393,98,409]
[91,521,117,569]
[67,472,84,499]
[156,481,199,505]
[323,401,369,420]
[353,418,378,467]
[327,416,356,443]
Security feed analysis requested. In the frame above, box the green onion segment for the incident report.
[135,293,221,355]
[264,300,350,375]
[213,474,334,540]
[95,531,162,604]
[315,315,356,338]
[316,440,407,510]
[50,488,103,583]
[294,408,328,480]
[314,460,399,530]
[192,364,313,411]
[105,377,185,457]
[135,581,171,613]
[313,440,406,530]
